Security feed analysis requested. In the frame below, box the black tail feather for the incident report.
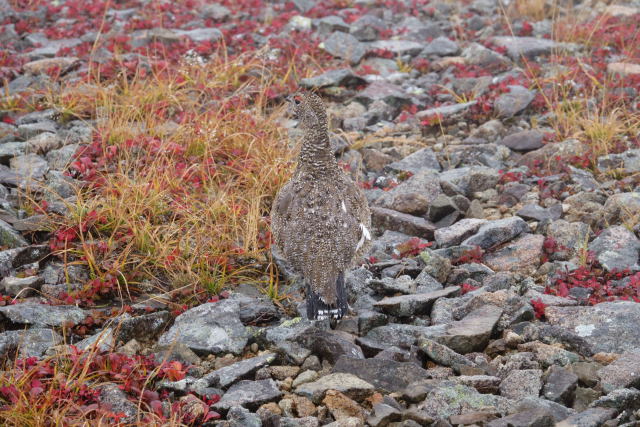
[306,273,348,320]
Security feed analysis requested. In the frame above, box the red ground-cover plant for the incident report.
[531,297,546,319]
[546,253,640,305]
[452,246,484,265]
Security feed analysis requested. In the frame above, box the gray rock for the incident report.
[370,207,435,239]
[435,218,487,247]
[295,373,374,404]
[98,383,138,423]
[349,14,387,41]
[545,302,640,353]
[494,86,535,118]
[385,147,441,174]
[373,286,460,317]
[590,388,640,411]
[368,275,416,295]
[316,16,350,35]
[439,166,501,197]
[416,101,477,121]
[214,379,282,411]
[421,36,459,56]
[369,40,425,56]
[554,407,617,427]
[499,369,543,400]
[0,142,25,163]
[333,355,430,393]
[492,36,558,60]
[597,350,640,393]
[157,300,249,355]
[419,338,479,374]
[546,220,590,261]
[200,3,231,20]
[454,375,501,394]
[483,233,545,273]
[415,270,444,293]
[588,225,640,271]
[46,144,78,170]
[517,204,562,221]
[416,381,513,418]
[436,304,504,354]
[515,396,575,422]
[321,32,366,64]
[227,406,262,427]
[196,352,276,389]
[1,275,43,296]
[374,170,442,215]
[597,149,640,173]
[0,328,61,358]
[295,328,364,363]
[463,42,510,67]
[602,193,640,227]
[367,402,401,427]
[0,218,28,248]
[500,130,545,152]
[10,153,49,180]
[487,408,554,427]
[0,303,86,327]
[175,27,222,42]
[355,81,411,109]
[462,217,530,249]
[300,69,365,89]
[542,366,578,405]
[17,121,57,139]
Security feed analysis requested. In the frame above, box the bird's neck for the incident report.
[297,124,338,175]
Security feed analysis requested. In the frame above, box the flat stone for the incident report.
[373,286,460,317]
[354,81,411,108]
[416,101,477,120]
[607,62,640,77]
[545,220,590,261]
[213,379,282,411]
[17,121,57,140]
[368,275,416,295]
[454,375,501,394]
[501,130,545,152]
[0,303,86,327]
[419,338,479,374]
[373,170,442,215]
[23,57,79,74]
[588,225,640,272]
[385,147,441,174]
[545,302,640,354]
[483,233,544,273]
[227,406,262,427]
[487,408,554,427]
[300,69,365,89]
[416,381,513,418]
[463,42,510,67]
[196,352,276,389]
[332,355,430,393]
[437,304,504,354]
[517,204,563,222]
[10,153,48,180]
[542,366,578,405]
[370,207,435,239]
[295,328,364,363]
[320,32,366,64]
[175,28,222,42]
[605,5,639,16]
[323,390,365,422]
[295,373,374,404]
[0,218,28,248]
[369,39,425,56]
[462,217,530,249]
[554,407,617,427]
[421,36,459,56]
[602,193,640,227]
[0,141,25,163]
[492,36,558,60]
[0,328,61,358]
[515,396,575,422]
[157,300,249,355]
[589,388,640,412]
[367,402,401,426]
[494,85,535,118]
[499,369,543,400]
[597,350,640,393]
[597,148,640,173]
[434,218,487,247]
[98,384,138,423]
[1,275,43,296]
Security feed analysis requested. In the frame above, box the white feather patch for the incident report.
[356,223,371,251]
[341,200,347,213]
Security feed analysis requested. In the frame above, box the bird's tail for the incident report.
[306,273,348,320]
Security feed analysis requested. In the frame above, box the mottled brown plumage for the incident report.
[271,92,371,320]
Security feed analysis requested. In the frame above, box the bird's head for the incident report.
[288,92,327,130]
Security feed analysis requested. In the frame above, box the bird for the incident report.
[270,92,372,321]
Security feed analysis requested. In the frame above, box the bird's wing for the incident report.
[342,177,372,259]
[270,180,295,252]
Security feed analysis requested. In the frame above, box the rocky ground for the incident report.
[1,0,640,425]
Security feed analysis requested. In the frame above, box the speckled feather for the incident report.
[271,93,371,308]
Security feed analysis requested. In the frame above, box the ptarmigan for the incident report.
[271,92,371,320]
